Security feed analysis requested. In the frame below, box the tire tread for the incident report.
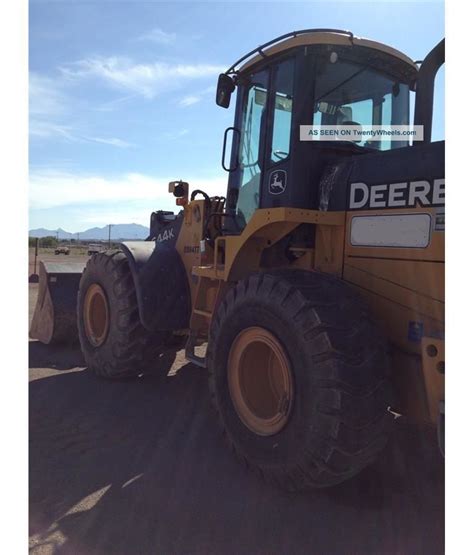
[78,249,172,379]
[207,269,392,491]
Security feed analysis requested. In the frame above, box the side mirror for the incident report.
[216,74,235,108]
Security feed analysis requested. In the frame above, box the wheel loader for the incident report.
[30,29,445,490]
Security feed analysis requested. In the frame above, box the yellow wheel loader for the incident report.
[30,29,445,490]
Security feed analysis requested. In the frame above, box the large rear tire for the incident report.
[207,270,393,491]
[78,249,174,379]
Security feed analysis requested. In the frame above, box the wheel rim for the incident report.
[83,283,109,347]
[228,327,293,436]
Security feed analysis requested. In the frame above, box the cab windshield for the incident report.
[313,54,411,150]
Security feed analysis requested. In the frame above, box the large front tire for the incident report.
[207,270,393,491]
[78,249,172,379]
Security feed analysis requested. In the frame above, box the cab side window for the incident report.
[236,71,268,225]
[270,58,295,163]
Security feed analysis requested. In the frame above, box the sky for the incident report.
[29,0,445,232]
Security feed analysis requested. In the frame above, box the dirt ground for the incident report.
[29,254,445,555]
[28,248,91,277]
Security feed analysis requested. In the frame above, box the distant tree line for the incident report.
[29,236,58,248]
[28,236,122,249]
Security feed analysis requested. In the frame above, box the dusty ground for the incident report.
[29,248,91,277]
[29,255,445,555]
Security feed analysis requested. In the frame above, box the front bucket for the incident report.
[29,261,85,344]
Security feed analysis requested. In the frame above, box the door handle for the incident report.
[221,127,240,172]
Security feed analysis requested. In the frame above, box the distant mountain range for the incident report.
[29,223,149,241]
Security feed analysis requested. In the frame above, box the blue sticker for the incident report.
[408,321,424,342]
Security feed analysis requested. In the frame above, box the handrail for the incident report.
[225,28,354,75]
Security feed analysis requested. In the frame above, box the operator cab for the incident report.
[216,29,418,230]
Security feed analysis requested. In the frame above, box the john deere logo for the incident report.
[269,170,287,195]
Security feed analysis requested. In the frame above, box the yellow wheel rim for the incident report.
[83,283,109,347]
[228,327,293,436]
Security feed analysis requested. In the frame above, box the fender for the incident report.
[120,226,191,332]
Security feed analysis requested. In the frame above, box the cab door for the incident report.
[231,69,269,228]
[226,57,296,228]
[261,57,295,206]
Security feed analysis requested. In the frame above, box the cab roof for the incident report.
[226,29,417,75]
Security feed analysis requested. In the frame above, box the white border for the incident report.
[1,1,28,552]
